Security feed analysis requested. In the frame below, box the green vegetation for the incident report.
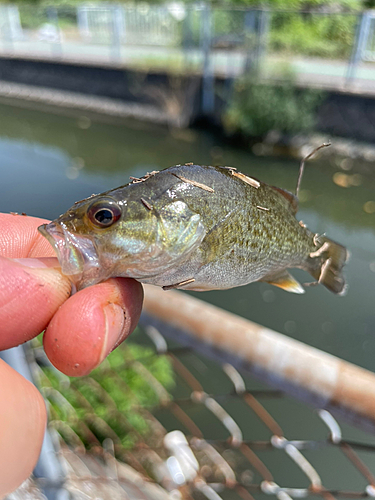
[9,0,363,60]
[0,0,363,6]
[269,11,357,59]
[17,4,77,30]
[224,78,324,139]
[37,338,175,452]
[194,6,358,59]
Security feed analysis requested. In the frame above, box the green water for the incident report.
[1,99,375,492]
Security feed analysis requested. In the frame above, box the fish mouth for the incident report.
[38,221,100,283]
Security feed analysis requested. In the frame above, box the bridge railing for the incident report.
[0,5,365,77]
[0,4,374,121]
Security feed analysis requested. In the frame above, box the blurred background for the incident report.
[1,0,375,499]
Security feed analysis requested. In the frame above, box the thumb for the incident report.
[0,359,47,497]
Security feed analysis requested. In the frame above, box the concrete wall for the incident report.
[0,55,374,143]
[0,56,164,103]
[318,92,375,143]
[0,56,202,126]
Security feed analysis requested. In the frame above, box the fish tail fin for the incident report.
[306,236,349,295]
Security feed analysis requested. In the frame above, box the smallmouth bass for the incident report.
[39,162,348,294]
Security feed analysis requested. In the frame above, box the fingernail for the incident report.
[12,257,73,299]
[101,303,126,362]
[13,257,59,269]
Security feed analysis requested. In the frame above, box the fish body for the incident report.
[39,164,348,294]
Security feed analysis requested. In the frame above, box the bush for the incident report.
[224,78,324,138]
[269,12,358,59]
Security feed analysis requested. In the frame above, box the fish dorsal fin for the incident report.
[263,270,305,294]
[271,186,299,215]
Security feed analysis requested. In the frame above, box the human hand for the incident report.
[0,212,143,496]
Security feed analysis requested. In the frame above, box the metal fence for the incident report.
[0,3,374,123]
[0,4,371,87]
[6,287,375,500]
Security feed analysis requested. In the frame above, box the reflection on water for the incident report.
[1,100,375,374]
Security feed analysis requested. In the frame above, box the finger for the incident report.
[44,278,143,376]
[0,360,46,497]
[0,257,71,350]
[0,213,54,258]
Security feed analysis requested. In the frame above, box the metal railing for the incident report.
[0,3,375,119]
[0,4,368,79]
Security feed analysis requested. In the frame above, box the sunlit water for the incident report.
[1,100,375,487]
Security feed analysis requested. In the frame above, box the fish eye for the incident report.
[87,198,121,228]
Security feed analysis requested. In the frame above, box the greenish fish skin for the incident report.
[38,164,348,294]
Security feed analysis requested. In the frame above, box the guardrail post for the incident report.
[201,3,214,116]
[111,5,122,63]
[346,11,371,83]
[182,5,194,68]
[47,6,63,58]
[0,6,14,52]
[244,9,269,76]
[256,9,269,74]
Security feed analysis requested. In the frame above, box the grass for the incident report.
[35,334,175,453]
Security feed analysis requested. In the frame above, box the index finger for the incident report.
[0,213,55,259]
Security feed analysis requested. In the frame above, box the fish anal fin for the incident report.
[271,186,299,214]
[263,270,305,294]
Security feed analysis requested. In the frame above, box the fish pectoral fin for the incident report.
[262,270,305,294]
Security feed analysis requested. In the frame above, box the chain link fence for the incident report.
[6,288,375,500]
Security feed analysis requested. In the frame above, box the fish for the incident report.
[38,157,348,295]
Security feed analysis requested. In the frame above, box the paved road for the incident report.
[1,39,375,96]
